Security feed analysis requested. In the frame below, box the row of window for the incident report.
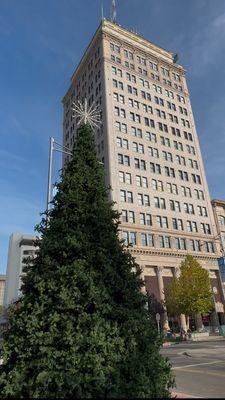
[110,45,182,84]
[116,137,198,168]
[115,105,190,130]
[120,192,207,217]
[117,155,201,183]
[115,122,194,147]
[114,91,188,119]
[122,231,214,252]
[118,171,204,200]
[119,192,211,232]
[121,201,207,221]
[112,77,184,102]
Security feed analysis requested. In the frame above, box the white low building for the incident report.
[3,233,38,307]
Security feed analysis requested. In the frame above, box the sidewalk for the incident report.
[187,334,225,343]
[163,335,225,346]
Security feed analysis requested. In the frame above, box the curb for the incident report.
[172,392,200,398]
[162,341,180,347]
[162,342,173,347]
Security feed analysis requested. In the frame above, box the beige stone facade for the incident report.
[212,199,225,289]
[0,276,6,307]
[4,234,38,307]
[62,19,224,327]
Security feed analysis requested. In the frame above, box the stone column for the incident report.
[155,266,169,331]
[173,267,187,332]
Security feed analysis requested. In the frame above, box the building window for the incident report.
[172,218,183,230]
[130,232,137,245]
[123,231,129,245]
[201,223,211,235]
[180,238,187,250]
[190,240,195,251]
[219,216,225,226]
[121,210,128,222]
[174,238,180,250]
[165,236,171,248]
[118,171,131,184]
[141,233,148,246]
[159,236,164,248]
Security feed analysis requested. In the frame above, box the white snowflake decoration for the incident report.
[71,98,101,129]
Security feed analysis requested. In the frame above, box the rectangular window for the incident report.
[165,236,171,248]
[190,239,195,251]
[148,234,154,247]
[130,232,136,245]
[159,236,164,248]
[146,132,157,142]
[129,211,135,223]
[180,238,186,250]
[121,210,128,222]
[123,231,129,245]
[141,233,148,246]
[174,238,180,250]
[140,213,145,225]
[127,191,133,203]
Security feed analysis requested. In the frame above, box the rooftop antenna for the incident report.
[111,0,116,23]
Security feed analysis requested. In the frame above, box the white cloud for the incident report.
[185,12,225,75]
[212,12,225,28]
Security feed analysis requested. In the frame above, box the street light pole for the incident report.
[47,137,54,215]
[46,137,73,217]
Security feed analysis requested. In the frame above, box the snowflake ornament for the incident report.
[71,98,101,130]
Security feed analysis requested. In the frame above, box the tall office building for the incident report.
[62,19,225,328]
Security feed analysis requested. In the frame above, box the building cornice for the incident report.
[130,247,219,263]
[102,22,185,74]
[212,199,225,208]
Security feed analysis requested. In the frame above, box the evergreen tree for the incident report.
[0,124,173,398]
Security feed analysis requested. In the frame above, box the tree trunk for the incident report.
[195,314,203,331]
[180,314,187,331]
[186,315,190,330]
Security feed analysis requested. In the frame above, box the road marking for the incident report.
[173,360,225,369]
[174,367,225,378]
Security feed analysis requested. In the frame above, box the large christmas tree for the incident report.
[0,124,173,398]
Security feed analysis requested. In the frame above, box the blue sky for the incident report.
[0,0,225,273]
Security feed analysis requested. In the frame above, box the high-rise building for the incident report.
[62,19,225,328]
[211,199,225,286]
[4,233,38,307]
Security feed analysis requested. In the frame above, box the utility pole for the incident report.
[47,137,54,215]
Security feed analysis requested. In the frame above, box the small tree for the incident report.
[165,255,213,325]
[0,124,173,398]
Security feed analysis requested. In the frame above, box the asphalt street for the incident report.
[161,339,225,398]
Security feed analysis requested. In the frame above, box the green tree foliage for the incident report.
[165,255,213,318]
[0,124,173,398]
[164,279,182,318]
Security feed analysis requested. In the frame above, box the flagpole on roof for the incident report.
[101,1,104,21]
[111,0,116,23]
